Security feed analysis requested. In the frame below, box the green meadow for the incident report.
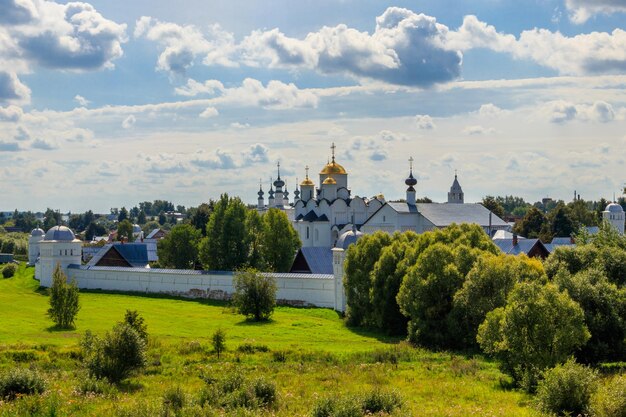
[0,264,538,416]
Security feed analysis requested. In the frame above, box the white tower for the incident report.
[448,171,464,204]
[273,163,285,209]
[405,157,417,206]
[36,226,82,287]
[28,228,45,265]
[603,202,625,235]
[300,166,315,202]
[257,180,265,210]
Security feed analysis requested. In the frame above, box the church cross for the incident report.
[305,165,309,178]
[331,142,336,162]
[409,156,414,171]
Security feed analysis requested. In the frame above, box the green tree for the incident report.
[245,209,266,270]
[452,253,546,347]
[157,223,201,269]
[189,202,213,236]
[117,219,134,242]
[117,207,129,223]
[546,202,575,240]
[83,323,147,383]
[554,268,626,363]
[48,264,80,329]
[85,222,106,241]
[261,208,301,272]
[513,206,546,239]
[137,210,147,225]
[536,359,598,416]
[211,328,226,359]
[122,310,148,342]
[343,231,393,327]
[232,268,277,321]
[481,196,505,219]
[43,208,62,231]
[199,194,250,270]
[158,211,167,226]
[477,281,590,391]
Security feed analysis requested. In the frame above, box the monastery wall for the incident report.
[65,266,337,309]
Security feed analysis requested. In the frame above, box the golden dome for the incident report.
[300,177,315,186]
[322,176,337,185]
[320,161,347,175]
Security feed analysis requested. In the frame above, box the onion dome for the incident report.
[284,184,289,199]
[606,202,624,213]
[322,176,337,185]
[300,165,315,186]
[268,181,275,198]
[258,183,264,198]
[31,228,45,237]
[294,181,301,199]
[320,142,347,175]
[44,225,76,241]
[273,162,285,188]
[405,157,417,190]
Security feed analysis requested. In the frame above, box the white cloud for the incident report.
[122,115,136,129]
[565,0,626,23]
[241,143,269,164]
[0,71,30,104]
[415,114,435,129]
[0,141,22,151]
[0,104,23,121]
[223,78,318,110]
[463,125,495,135]
[230,122,250,129]
[174,79,224,97]
[74,95,90,107]
[191,148,237,169]
[589,101,615,122]
[14,125,30,141]
[31,138,58,150]
[478,103,505,117]
[199,107,219,118]
[541,100,617,123]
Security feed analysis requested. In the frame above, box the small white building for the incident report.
[34,226,82,287]
[603,202,625,235]
[27,228,45,265]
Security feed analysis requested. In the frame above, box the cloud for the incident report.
[0,104,23,121]
[369,149,388,161]
[224,78,318,109]
[230,122,250,129]
[478,103,505,117]
[199,107,219,118]
[122,115,136,129]
[241,143,269,164]
[74,95,90,107]
[138,7,462,86]
[191,148,237,169]
[565,0,626,23]
[14,1,127,71]
[545,100,578,123]
[0,140,21,151]
[14,125,29,141]
[589,100,615,122]
[174,79,224,97]
[542,100,616,123]
[0,71,30,103]
[0,0,37,25]
[415,114,435,129]
[463,125,495,135]
[31,138,58,150]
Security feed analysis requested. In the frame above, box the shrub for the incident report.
[2,263,16,278]
[178,340,203,355]
[590,374,626,417]
[198,371,277,411]
[76,374,117,396]
[236,343,269,354]
[536,359,598,416]
[311,390,402,417]
[361,389,403,414]
[211,328,226,359]
[251,377,277,407]
[163,386,186,411]
[232,268,277,321]
[83,323,147,383]
[47,264,80,329]
[0,367,46,400]
[272,350,287,363]
[122,310,148,342]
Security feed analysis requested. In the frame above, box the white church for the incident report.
[257,144,511,248]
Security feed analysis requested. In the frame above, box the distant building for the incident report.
[492,234,550,259]
[603,202,625,235]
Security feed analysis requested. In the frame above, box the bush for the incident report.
[198,371,277,411]
[0,367,46,400]
[211,328,226,359]
[2,263,16,278]
[75,374,117,396]
[122,310,148,342]
[163,386,186,411]
[251,377,277,407]
[232,268,277,321]
[590,374,626,417]
[47,264,80,329]
[311,390,402,417]
[536,359,598,416]
[83,323,147,383]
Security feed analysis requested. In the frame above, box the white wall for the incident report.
[64,266,337,309]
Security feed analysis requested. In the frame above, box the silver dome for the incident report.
[45,225,76,241]
[606,203,624,213]
[31,228,45,237]
[336,229,363,250]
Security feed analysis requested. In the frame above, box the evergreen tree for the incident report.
[48,264,80,329]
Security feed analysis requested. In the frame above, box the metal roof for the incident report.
[408,203,509,227]
[550,237,574,245]
[87,243,149,268]
[493,238,546,256]
[299,247,333,274]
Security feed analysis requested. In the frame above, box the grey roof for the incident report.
[493,238,545,256]
[551,237,574,245]
[414,203,508,227]
[300,247,333,274]
[146,229,163,239]
[145,241,158,262]
[31,228,45,237]
[336,229,363,250]
[606,202,624,213]
[87,243,149,268]
[300,211,329,222]
[387,202,419,213]
[586,226,600,235]
[45,225,76,241]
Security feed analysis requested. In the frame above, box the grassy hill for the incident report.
[0,264,537,416]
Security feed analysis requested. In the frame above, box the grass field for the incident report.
[0,264,539,416]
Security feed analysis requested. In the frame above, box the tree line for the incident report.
[343,222,626,392]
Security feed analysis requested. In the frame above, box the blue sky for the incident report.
[1,0,625,212]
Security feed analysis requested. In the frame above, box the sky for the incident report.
[1,0,626,213]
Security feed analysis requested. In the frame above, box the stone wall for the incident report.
[66,265,337,309]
